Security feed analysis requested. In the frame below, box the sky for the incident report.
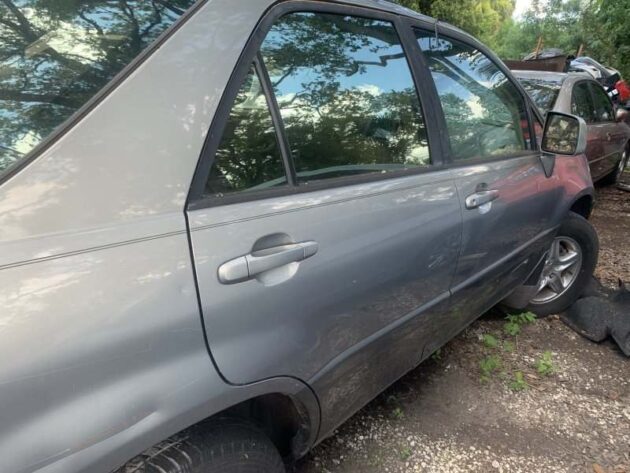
[513,0,534,19]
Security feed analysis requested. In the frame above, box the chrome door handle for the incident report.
[218,241,318,284]
[465,189,499,210]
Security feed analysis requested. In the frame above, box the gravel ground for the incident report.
[296,184,630,473]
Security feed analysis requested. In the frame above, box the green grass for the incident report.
[535,351,555,376]
[509,371,528,391]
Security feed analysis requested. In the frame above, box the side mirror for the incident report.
[616,107,628,123]
[541,112,587,156]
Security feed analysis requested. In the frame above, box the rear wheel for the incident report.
[526,212,599,317]
[118,418,286,473]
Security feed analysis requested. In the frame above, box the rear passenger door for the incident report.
[186,5,461,438]
[589,81,625,176]
[571,81,607,179]
[415,29,561,321]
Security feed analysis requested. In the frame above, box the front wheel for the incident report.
[526,212,599,317]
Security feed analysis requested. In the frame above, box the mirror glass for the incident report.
[541,113,580,155]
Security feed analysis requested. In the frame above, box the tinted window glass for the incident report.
[206,66,287,196]
[417,32,529,161]
[590,84,614,122]
[261,13,430,183]
[571,82,596,122]
[0,0,195,174]
[516,77,563,113]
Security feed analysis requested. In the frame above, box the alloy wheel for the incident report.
[531,237,583,304]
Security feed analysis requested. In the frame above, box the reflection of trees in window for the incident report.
[0,0,194,172]
[418,33,527,160]
[206,67,286,196]
[518,79,562,112]
[261,13,429,182]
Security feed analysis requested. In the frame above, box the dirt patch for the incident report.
[295,186,630,473]
[591,185,630,288]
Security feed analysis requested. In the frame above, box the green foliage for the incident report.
[509,371,529,391]
[502,340,515,353]
[535,351,555,376]
[483,333,500,349]
[391,0,515,48]
[504,312,536,337]
[400,446,412,460]
[392,407,404,420]
[431,348,442,361]
[393,0,630,82]
[480,354,502,381]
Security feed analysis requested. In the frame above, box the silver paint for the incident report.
[0,1,596,472]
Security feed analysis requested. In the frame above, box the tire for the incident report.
[117,417,286,473]
[600,145,629,186]
[526,212,599,317]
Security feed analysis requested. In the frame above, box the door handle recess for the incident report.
[218,241,318,284]
[465,189,499,210]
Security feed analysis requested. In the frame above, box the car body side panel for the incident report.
[0,0,272,270]
[0,1,326,472]
[188,171,462,439]
[0,230,319,473]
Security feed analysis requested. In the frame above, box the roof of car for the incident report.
[511,70,568,82]
[285,0,474,40]
[511,70,596,86]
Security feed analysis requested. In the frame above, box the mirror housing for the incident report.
[616,107,628,123]
[541,112,587,156]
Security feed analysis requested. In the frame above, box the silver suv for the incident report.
[0,1,597,472]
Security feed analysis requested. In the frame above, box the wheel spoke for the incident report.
[555,252,580,272]
[548,274,565,294]
[550,239,561,262]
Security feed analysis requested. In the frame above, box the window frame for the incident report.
[187,1,446,211]
[409,24,540,168]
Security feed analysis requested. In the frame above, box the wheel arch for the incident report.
[111,377,320,472]
[569,193,594,220]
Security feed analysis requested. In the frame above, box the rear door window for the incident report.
[590,83,615,122]
[571,82,596,123]
[416,31,529,162]
[202,11,433,198]
[0,0,195,174]
[205,66,288,197]
[261,12,431,184]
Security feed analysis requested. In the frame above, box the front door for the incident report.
[187,6,462,437]
[415,29,561,323]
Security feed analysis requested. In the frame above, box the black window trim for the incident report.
[409,24,541,168]
[187,0,445,211]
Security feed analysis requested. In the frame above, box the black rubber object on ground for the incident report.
[116,417,286,473]
[563,279,630,357]
[527,212,599,317]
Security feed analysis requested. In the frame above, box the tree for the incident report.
[391,0,515,49]
[583,0,630,80]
